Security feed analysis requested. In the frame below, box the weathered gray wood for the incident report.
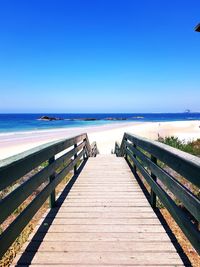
[36,224,166,233]
[36,217,160,225]
[27,231,175,242]
[14,265,186,267]
[19,240,177,252]
[58,206,153,212]
[43,211,158,219]
[13,251,184,265]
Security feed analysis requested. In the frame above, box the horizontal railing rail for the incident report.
[0,133,98,259]
[115,132,200,254]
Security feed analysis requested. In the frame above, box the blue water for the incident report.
[0,113,200,134]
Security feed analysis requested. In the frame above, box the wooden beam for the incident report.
[195,23,200,32]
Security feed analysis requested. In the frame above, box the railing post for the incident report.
[94,143,97,157]
[124,138,128,159]
[48,156,56,208]
[74,143,78,174]
[83,139,86,160]
[150,155,157,208]
[133,144,137,173]
[83,142,88,160]
[83,147,87,160]
[85,138,90,159]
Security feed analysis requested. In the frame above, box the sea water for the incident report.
[0,113,200,134]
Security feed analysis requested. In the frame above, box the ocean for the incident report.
[0,113,200,134]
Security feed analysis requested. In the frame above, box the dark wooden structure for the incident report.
[115,132,200,255]
[0,132,199,266]
[195,23,200,32]
[0,133,97,260]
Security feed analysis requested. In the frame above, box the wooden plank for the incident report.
[61,196,148,200]
[58,196,149,202]
[20,240,177,252]
[58,206,153,212]
[71,186,141,189]
[42,212,158,219]
[36,218,161,225]
[14,265,186,267]
[13,251,184,265]
[59,202,150,207]
[70,191,140,194]
[28,232,174,242]
[67,192,144,195]
[65,196,147,200]
[36,224,166,233]
[58,202,149,206]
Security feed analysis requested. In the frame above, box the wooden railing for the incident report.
[0,133,98,259]
[115,132,200,254]
[90,141,98,157]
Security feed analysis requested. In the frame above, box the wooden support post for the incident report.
[84,139,88,159]
[133,144,137,173]
[74,143,78,174]
[150,155,157,208]
[83,148,86,160]
[94,145,96,157]
[124,138,128,160]
[48,156,56,208]
[83,146,87,160]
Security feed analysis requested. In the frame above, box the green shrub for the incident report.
[158,136,200,156]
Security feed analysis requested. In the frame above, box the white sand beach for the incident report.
[0,120,200,160]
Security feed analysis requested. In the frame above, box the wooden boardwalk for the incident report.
[13,155,185,266]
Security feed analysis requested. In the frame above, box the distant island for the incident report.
[38,116,130,121]
[38,116,63,121]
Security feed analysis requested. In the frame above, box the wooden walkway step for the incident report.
[13,155,186,266]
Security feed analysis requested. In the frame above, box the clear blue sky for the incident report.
[0,0,199,113]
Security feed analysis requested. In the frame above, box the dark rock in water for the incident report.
[83,118,98,121]
[76,118,98,121]
[38,116,63,121]
[105,117,127,121]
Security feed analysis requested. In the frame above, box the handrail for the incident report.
[0,133,98,259]
[115,132,200,254]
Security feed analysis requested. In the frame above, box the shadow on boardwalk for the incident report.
[127,160,191,267]
[14,160,87,266]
